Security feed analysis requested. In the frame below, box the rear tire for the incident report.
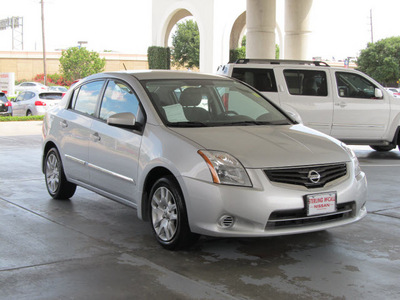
[369,145,395,152]
[26,110,32,116]
[44,148,76,199]
[149,176,199,250]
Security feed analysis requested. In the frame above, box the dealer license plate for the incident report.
[306,192,337,216]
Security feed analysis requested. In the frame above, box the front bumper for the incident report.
[181,166,367,237]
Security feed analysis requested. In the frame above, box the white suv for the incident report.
[217,59,400,152]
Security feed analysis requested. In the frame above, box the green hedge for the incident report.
[0,115,44,122]
[147,46,171,69]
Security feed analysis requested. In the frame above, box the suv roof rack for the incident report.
[234,59,330,67]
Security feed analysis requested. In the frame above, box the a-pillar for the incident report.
[246,0,276,59]
[284,0,313,60]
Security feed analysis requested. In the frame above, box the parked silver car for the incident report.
[12,91,63,116]
[42,71,367,250]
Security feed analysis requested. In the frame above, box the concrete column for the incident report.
[284,0,313,59]
[246,0,276,59]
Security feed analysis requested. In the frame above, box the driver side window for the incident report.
[336,72,377,99]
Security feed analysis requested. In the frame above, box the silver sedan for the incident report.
[42,71,367,250]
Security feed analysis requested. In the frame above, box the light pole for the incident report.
[41,0,47,86]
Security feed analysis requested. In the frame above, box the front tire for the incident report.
[149,176,199,250]
[44,148,76,199]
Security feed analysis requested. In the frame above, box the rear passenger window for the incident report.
[284,70,328,96]
[72,81,105,116]
[232,68,277,92]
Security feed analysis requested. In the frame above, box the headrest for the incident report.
[180,88,203,107]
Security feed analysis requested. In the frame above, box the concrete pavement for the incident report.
[0,121,400,299]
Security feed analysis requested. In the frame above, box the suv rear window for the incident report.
[284,70,328,96]
[232,68,277,92]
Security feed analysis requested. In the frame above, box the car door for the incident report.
[330,70,389,140]
[88,79,143,202]
[57,80,106,184]
[275,67,333,134]
[12,92,30,116]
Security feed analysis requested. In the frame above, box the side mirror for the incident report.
[107,112,136,129]
[339,87,347,97]
[285,110,303,124]
[375,88,383,99]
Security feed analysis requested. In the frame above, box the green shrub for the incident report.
[148,46,171,69]
[229,47,246,63]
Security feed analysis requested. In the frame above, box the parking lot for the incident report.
[0,121,399,300]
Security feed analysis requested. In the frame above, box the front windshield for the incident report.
[142,79,292,127]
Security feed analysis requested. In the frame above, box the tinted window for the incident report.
[232,68,277,92]
[99,80,140,121]
[336,72,377,99]
[39,93,63,100]
[284,70,328,96]
[73,81,105,116]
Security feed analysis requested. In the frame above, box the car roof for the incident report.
[100,70,229,81]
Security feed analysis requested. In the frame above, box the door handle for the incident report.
[60,120,68,128]
[335,102,347,108]
[91,132,101,142]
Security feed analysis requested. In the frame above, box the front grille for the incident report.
[266,202,355,229]
[264,163,347,189]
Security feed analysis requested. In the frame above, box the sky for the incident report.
[0,0,399,61]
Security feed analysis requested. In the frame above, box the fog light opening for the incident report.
[218,215,235,229]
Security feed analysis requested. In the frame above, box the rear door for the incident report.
[56,80,105,184]
[275,67,333,134]
[230,67,280,105]
[331,70,389,141]
[12,92,30,116]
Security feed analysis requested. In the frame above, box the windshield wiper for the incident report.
[168,121,208,127]
[222,120,291,126]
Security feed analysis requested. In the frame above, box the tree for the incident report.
[357,37,400,86]
[171,19,200,69]
[59,47,106,82]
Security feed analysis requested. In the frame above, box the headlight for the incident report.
[198,150,252,187]
[341,143,362,177]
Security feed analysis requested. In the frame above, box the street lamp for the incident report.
[78,41,88,49]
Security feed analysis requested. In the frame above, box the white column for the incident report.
[246,0,276,59]
[284,0,313,60]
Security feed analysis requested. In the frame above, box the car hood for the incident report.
[170,125,350,168]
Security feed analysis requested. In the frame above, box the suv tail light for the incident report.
[5,101,12,107]
[35,101,46,106]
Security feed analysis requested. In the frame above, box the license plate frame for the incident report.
[306,192,337,216]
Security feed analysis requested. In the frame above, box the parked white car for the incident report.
[15,82,48,93]
[12,91,63,116]
[42,71,367,250]
[218,59,400,152]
